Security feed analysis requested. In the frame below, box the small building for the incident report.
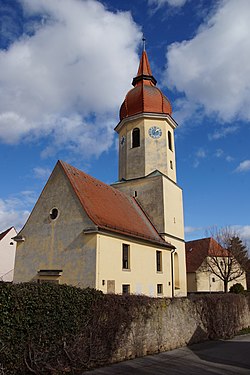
[186,237,247,293]
[0,227,17,282]
[13,47,187,297]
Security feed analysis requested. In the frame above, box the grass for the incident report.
[237,327,250,335]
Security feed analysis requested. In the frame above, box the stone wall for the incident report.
[112,294,250,363]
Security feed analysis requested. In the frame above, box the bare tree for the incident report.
[204,228,249,293]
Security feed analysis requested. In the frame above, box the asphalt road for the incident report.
[86,334,250,374]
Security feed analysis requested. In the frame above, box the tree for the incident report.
[203,228,249,293]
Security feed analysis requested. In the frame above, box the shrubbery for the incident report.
[229,283,245,294]
[0,282,151,374]
[0,283,249,374]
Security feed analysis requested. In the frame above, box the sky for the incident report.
[0,0,250,247]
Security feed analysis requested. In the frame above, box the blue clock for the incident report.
[149,126,162,139]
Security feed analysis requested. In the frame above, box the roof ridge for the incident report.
[0,227,14,241]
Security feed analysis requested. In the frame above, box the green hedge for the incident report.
[0,282,151,374]
[1,283,249,374]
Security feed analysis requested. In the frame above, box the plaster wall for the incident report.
[118,114,176,182]
[13,164,97,288]
[112,175,186,296]
[187,272,197,292]
[112,175,165,234]
[96,233,173,297]
[112,295,250,363]
[162,177,184,239]
[186,256,247,292]
[0,228,17,282]
[195,269,247,293]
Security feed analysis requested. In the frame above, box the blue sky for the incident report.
[0,0,250,246]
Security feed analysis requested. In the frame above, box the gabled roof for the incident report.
[0,227,14,241]
[59,161,173,249]
[185,237,229,272]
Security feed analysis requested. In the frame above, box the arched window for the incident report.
[168,131,173,151]
[174,252,180,289]
[132,128,140,148]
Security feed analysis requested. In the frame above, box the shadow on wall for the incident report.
[187,325,208,346]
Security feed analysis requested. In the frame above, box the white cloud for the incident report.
[214,148,233,162]
[215,148,223,158]
[0,0,141,157]
[193,147,206,167]
[148,0,187,9]
[225,155,233,162]
[165,0,250,123]
[185,226,202,234]
[33,166,51,180]
[208,126,239,140]
[235,160,250,172]
[0,191,36,232]
[196,148,206,159]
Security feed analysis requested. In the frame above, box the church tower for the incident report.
[112,47,186,296]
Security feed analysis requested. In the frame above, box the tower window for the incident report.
[170,161,173,169]
[132,128,140,148]
[168,131,173,151]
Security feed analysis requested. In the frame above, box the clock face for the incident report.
[120,135,126,146]
[148,126,162,139]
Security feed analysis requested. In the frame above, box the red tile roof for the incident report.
[120,50,172,120]
[0,227,13,241]
[185,237,229,272]
[60,161,173,248]
[136,50,153,77]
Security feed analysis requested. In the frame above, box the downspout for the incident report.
[171,248,176,298]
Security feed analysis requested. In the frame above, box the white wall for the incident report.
[0,227,17,282]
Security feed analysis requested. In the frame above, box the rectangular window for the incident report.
[157,284,163,295]
[122,244,130,269]
[122,284,130,294]
[156,251,162,272]
[37,269,62,284]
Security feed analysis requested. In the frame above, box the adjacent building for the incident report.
[186,237,247,292]
[0,227,17,282]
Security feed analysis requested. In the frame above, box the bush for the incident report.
[0,282,103,374]
[0,283,151,374]
[229,283,245,294]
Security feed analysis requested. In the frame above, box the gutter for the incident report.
[171,248,176,298]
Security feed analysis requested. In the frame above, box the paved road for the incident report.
[86,334,250,374]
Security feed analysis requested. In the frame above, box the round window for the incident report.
[50,208,59,220]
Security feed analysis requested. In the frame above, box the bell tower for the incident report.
[116,49,177,183]
[112,46,187,297]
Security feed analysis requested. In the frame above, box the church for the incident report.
[13,48,187,297]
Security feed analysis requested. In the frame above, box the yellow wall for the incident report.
[95,233,173,297]
[117,114,176,182]
[112,176,186,297]
[13,163,97,288]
